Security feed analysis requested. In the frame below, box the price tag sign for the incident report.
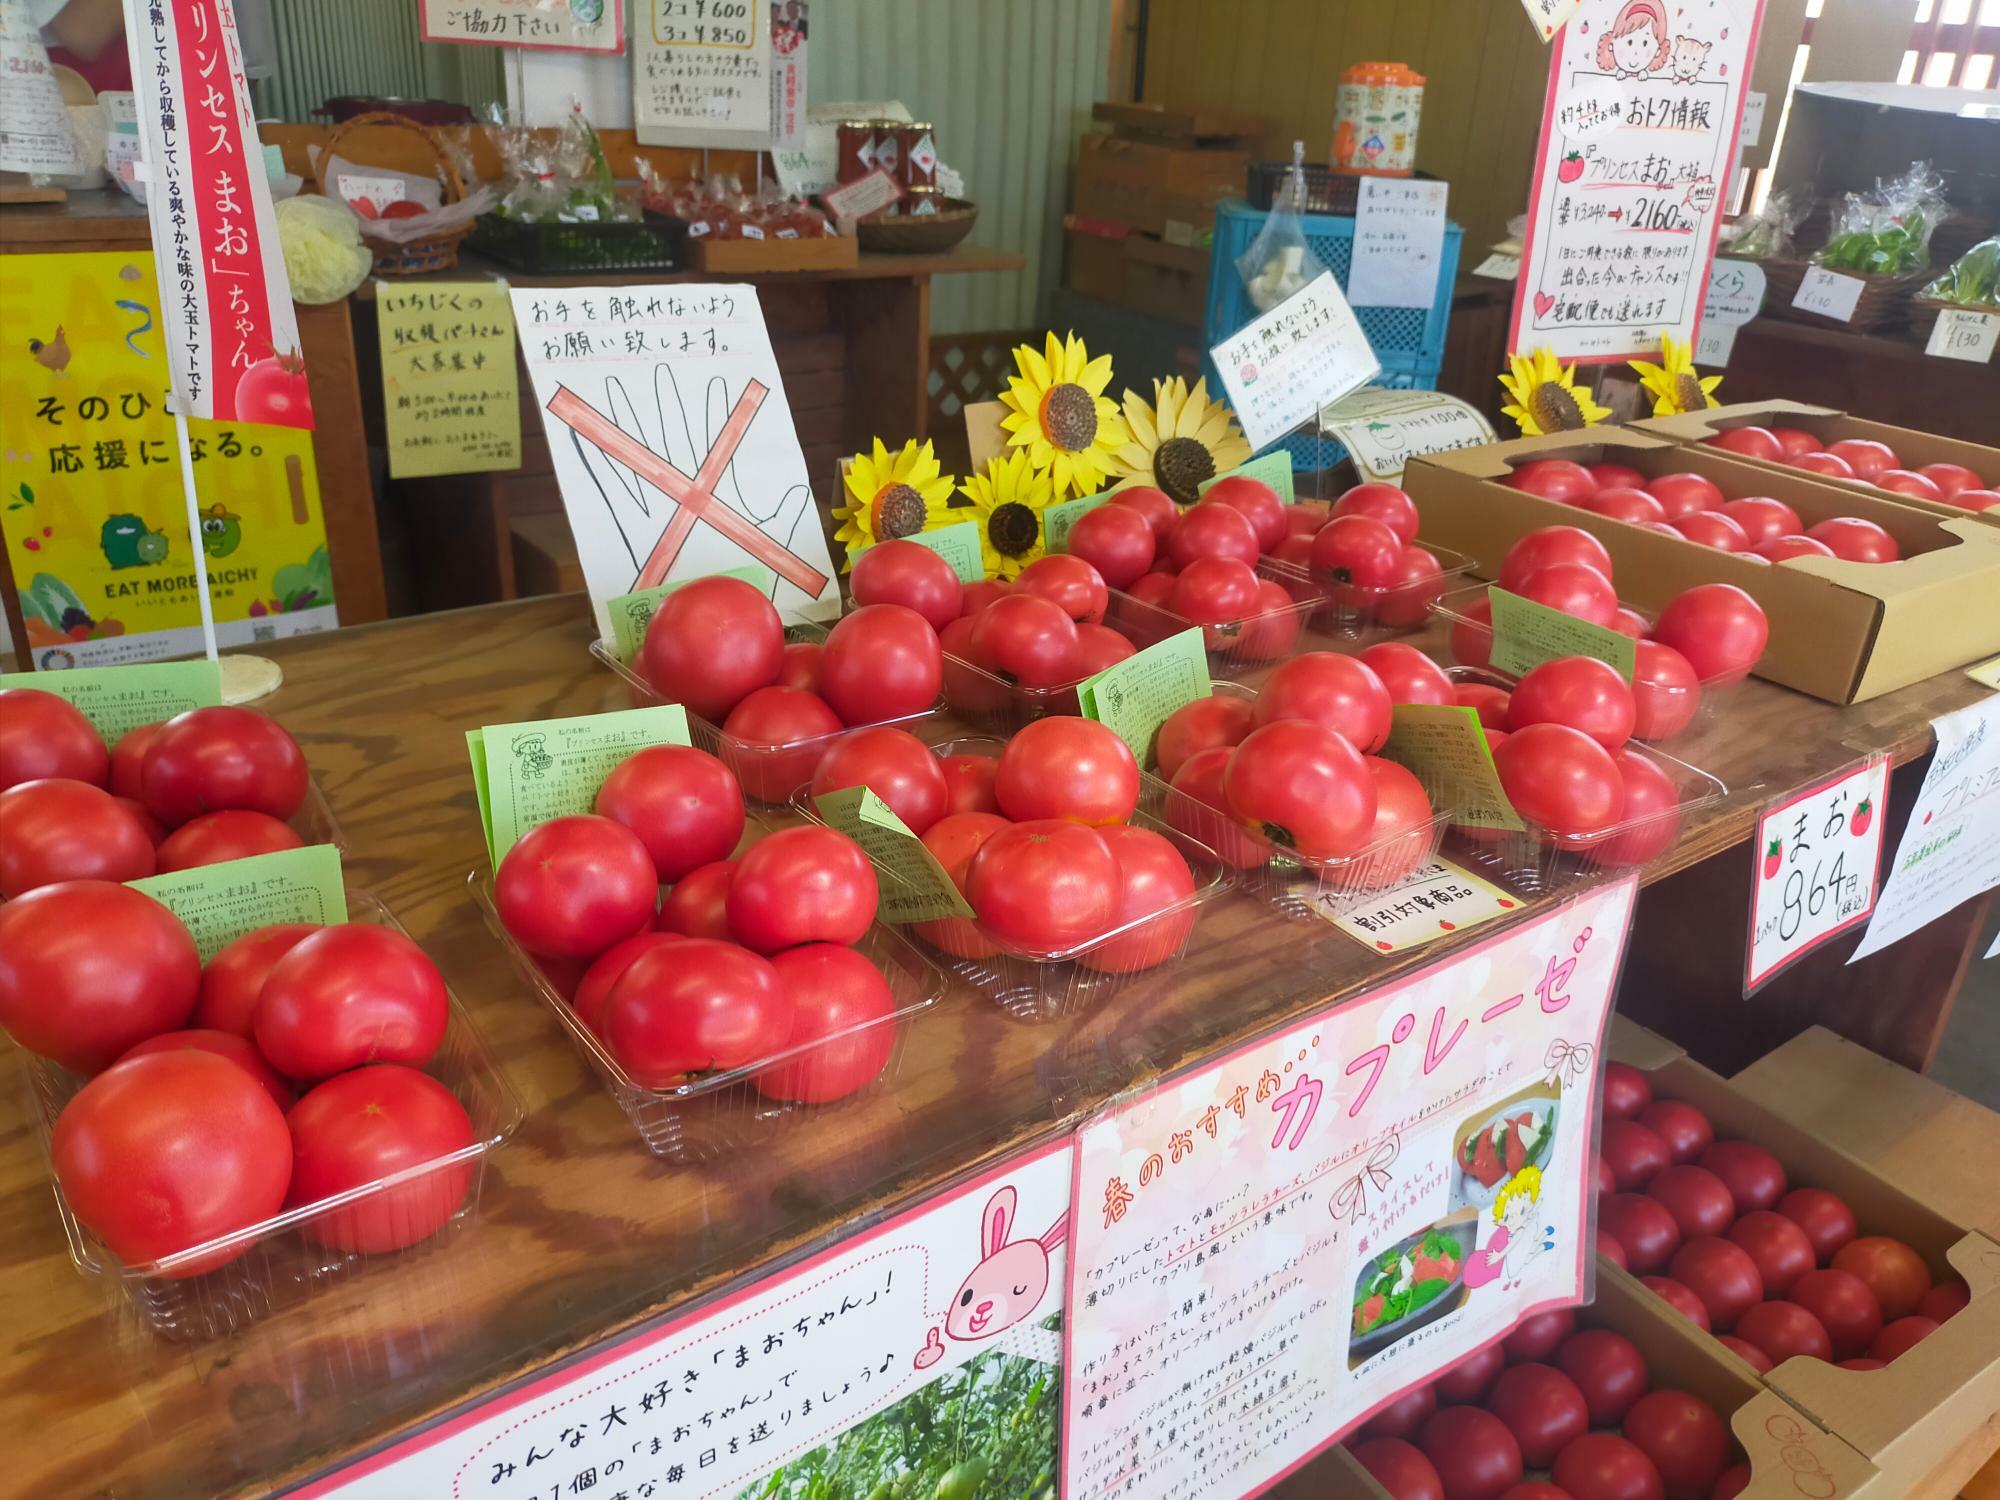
[1319,855,1523,952]
[1211,271,1381,452]
[1696,324,1739,367]
[1926,308,2000,365]
[1348,178,1451,310]
[1745,757,1889,993]
[823,168,903,235]
[1697,258,1765,368]
[1319,388,1496,486]
[1793,267,1866,323]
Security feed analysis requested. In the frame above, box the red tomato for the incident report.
[196,921,318,1038]
[776,640,823,691]
[1450,597,1495,669]
[286,1065,475,1252]
[1717,498,1801,546]
[911,811,1010,959]
[1374,545,1450,628]
[1165,747,1267,870]
[850,538,964,629]
[601,937,790,1085]
[1718,1334,1773,1373]
[0,777,155,894]
[1066,502,1156,588]
[1350,1437,1444,1500]
[1636,1100,1712,1163]
[1667,1236,1763,1330]
[117,1028,295,1111]
[1311,514,1404,589]
[1641,1276,1711,1331]
[967,593,1082,688]
[1791,450,1857,479]
[939,615,1010,717]
[1435,1342,1508,1404]
[1645,472,1725,519]
[1286,500,1332,535]
[1769,427,1822,460]
[1788,1267,1883,1358]
[496,814,657,961]
[1946,487,2000,512]
[1591,749,1681,868]
[1602,1117,1672,1190]
[234,353,314,425]
[966,819,1120,953]
[156,809,304,872]
[1016,553,1109,625]
[1499,527,1616,594]
[1831,1237,1932,1323]
[1916,462,1984,498]
[1612,606,1651,639]
[1234,579,1307,660]
[1168,556,1262,633]
[1507,657,1635,751]
[1579,486,1670,524]
[1707,425,1784,463]
[752,943,896,1102]
[721,686,844,801]
[0,687,109,791]
[1778,1188,1859,1265]
[1602,1060,1652,1119]
[141,706,308,826]
[658,859,737,940]
[1499,1481,1576,1500]
[940,753,1001,816]
[1168,500,1261,569]
[1456,683,1512,730]
[728,825,878,952]
[1332,482,1420,546]
[1225,720,1377,858]
[1079,825,1197,973]
[1756,533,1836,563]
[108,720,161,800]
[1487,1362,1589,1468]
[1255,651,1393,752]
[958,579,1012,617]
[638,576,783,722]
[811,725,952,834]
[1075,622,1141,679]
[1557,1328,1650,1425]
[1359,1383,1437,1442]
[1728,1210,1817,1297]
[1514,562,1619,627]
[1356,757,1436,887]
[1108,485,1181,540]
[1589,462,1648,490]
[1621,1389,1730,1500]
[1553,1432,1665,1500]
[51,1050,290,1273]
[1603,1193,1682,1273]
[1503,1308,1576,1364]
[1918,1280,1969,1323]
[1504,459,1597,504]
[0,880,199,1072]
[1417,1405,1523,1500]
[1361,642,1455,707]
[1269,532,1315,569]
[1870,1315,1938,1362]
[1652,584,1767,684]
[1700,1140,1786,1212]
[819,604,944,726]
[572,931,687,1032]
[1156,694,1257,782]
[1826,440,1897,480]
[1647,1165,1736,1238]
[1737,1300,1834,1364]
[256,923,449,1079]
[1670,511,1751,552]
[1493,724,1625,840]
[1807,517,1900,564]
[1628,641,1700,741]
[1207,475,1288,550]
[994,716,1140,827]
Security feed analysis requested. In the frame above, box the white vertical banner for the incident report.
[767,0,808,148]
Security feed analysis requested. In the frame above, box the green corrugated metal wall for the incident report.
[255,0,505,122]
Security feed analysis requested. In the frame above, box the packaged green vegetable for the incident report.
[1921,236,2000,309]
[1812,160,1949,278]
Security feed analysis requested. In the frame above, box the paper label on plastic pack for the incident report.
[1488,586,1636,680]
[470,705,691,863]
[0,659,221,742]
[1198,450,1297,506]
[129,844,347,961]
[812,785,972,924]
[1077,627,1212,768]
[1383,703,1525,832]
[1042,493,1113,553]
[1320,856,1522,951]
[605,564,778,664]
[902,522,985,583]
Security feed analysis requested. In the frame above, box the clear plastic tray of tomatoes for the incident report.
[1105,557,1330,679]
[23,891,522,1344]
[293,774,347,851]
[469,815,944,1162]
[1262,539,1480,643]
[936,589,1190,732]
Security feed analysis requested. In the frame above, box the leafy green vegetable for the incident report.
[1923,237,2000,309]
[1818,213,1933,276]
[23,573,86,630]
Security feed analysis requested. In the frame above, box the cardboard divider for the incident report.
[1403,428,2000,703]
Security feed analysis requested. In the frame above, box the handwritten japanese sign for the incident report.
[1319,387,1496,486]
[1793,266,1864,324]
[1320,857,1524,953]
[1745,757,1888,993]
[767,0,808,149]
[129,843,347,960]
[510,282,839,641]
[1513,0,1767,363]
[0,0,80,175]
[1062,878,1637,1498]
[377,281,521,480]
[0,659,220,741]
[633,0,773,149]
[1348,177,1451,310]
[466,703,692,863]
[1212,272,1381,452]
[1926,309,2000,365]
[420,0,625,53]
[1697,257,1766,366]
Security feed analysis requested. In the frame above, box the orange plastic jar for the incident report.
[1333,62,1425,177]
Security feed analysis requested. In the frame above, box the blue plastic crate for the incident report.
[1261,352,1442,473]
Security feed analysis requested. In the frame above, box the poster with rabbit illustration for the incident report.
[1512,0,1767,362]
[511,284,840,643]
[1061,877,1637,1500]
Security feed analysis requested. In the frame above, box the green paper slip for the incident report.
[1487,586,1637,680]
[605,565,778,664]
[1383,704,1524,832]
[0,660,222,743]
[1042,492,1113,553]
[129,844,348,961]
[472,704,692,861]
[1199,450,1296,505]
[466,729,495,865]
[902,523,986,583]
[1078,627,1213,768]
[812,785,973,925]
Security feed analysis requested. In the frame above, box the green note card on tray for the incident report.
[813,785,973,925]
[1487,586,1636,680]
[901,522,986,583]
[605,565,777,664]
[469,704,691,863]
[129,844,348,962]
[1043,492,1113,553]
[1077,627,1212,768]
[0,660,222,742]
[1199,450,1296,506]
[1382,704,1524,833]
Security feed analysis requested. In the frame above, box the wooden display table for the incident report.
[0,593,1992,1498]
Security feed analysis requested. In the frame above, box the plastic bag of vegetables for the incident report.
[1813,160,1949,278]
[1921,235,2000,310]
[1718,185,1809,261]
[1234,141,1329,317]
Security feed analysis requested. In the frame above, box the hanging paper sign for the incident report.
[1320,387,1497,485]
[1745,757,1889,993]
[1520,0,1586,42]
[377,281,521,479]
[1926,309,2000,365]
[419,0,626,54]
[768,0,808,148]
[121,0,310,427]
[284,1142,1071,1500]
[511,282,839,643]
[1512,0,1768,364]
[1211,271,1381,452]
[1348,177,1451,310]
[0,0,81,175]
[633,0,773,149]
[1061,878,1638,1498]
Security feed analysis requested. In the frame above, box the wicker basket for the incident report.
[314,111,472,276]
[1764,261,1929,333]
[855,198,977,254]
[1906,295,1999,347]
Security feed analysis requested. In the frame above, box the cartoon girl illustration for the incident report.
[1595,0,1670,80]
[913,1186,1067,1370]
[1464,1165,1556,1291]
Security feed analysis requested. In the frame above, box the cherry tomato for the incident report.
[940,753,1001,816]
[0,880,199,1072]
[1918,1280,1970,1323]
[496,814,657,961]
[1557,1328,1649,1425]
[1310,514,1404,588]
[1647,1165,1736,1238]
[1792,450,1857,479]
[1494,723,1625,840]
[1734,1300,1832,1364]
[1361,643,1455,707]
[1417,1405,1523,1500]
[1870,1315,1938,1362]
[1359,1383,1437,1442]
[1156,694,1257,782]
[117,1027,295,1111]
[1638,1100,1713,1164]
[286,1065,475,1252]
[1354,757,1435,887]
[1831,1236,1932,1322]
[1602,1060,1652,1119]
[1602,1194,1682,1274]
[966,819,1120,953]
[1165,747,1267,871]
[1645,473,1725,519]
[819,604,944,726]
[1553,1431,1665,1500]
[52,1049,290,1273]
[1514,562,1620,626]
[1434,1342,1507,1404]
[1486,1362,1589,1468]
[1507,657,1634,751]
[1728,1210,1817,1297]
[721,686,844,801]
[1580,486,1670,524]
[911,812,1010,959]
[1602,1118,1672,1191]
[1621,1389,1730,1500]
[1080,825,1197,973]
[1626,641,1700,742]
[1718,1334,1773,1373]
[658,859,737,941]
[255,922,449,1079]
[1066,502,1156,588]
[1456,682,1511,730]
[1168,500,1261,569]
[1652,585,1767,684]
[1450,597,1495,668]
[752,943,896,1103]
[1589,462,1648,490]
[601,938,789,1085]
[1255,651,1393,753]
[1807,517,1899,564]
[1168,556,1262,634]
[1641,1275,1711,1331]
[1756,533,1836,564]
[1667,1236,1763,1331]
[1350,1437,1444,1500]
[1207,475,1288,550]
[1504,459,1597,504]
[0,777,155,894]
[850,538,964,629]
[811,725,953,835]
[155,808,304,872]
[1016,553,1109,625]
[1225,720,1377,858]
[967,593,1081,688]
[728,825,877,952]
[1707,425,1784,463]
[638,576,784,722]
[1332,482,1420,546]
[1108,485,1181,541]
[1916,462,1984,498]
[0,687,109,791]
[572,931,688,1032]
[776,640,823,691]
[1500,527,1616,594]
[1670,511,1751,552]
[141,706,308,826]
[195,921,318,1037]
[1769,427,1822,460]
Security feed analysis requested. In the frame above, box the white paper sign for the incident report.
[1212,272,1381,452]
[1348,177,1451,309]
[1793,267,1866,323]
[633,0,773,149]
[1927,308,2000,365]
[1739,90,1767,149]
[419,0,625,53]
[0,0,80,175]
[511,283,840,640]
[1474,253,1522,281]
[1697,257,1765,368]
[1320,387,1497,485]
[1852,695,2000,961]
[1521,0,1586,41]
[1745,758,1888,992]
[1696,323,1738,366]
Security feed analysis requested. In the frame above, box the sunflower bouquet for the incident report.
[1498,347,1610,437]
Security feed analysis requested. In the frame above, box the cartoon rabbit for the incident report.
[913,1186,1068,1370]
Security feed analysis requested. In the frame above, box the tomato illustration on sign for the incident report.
[1851,798,1873,836]
[1762,837,1781,880]
[1558,151,1585,184]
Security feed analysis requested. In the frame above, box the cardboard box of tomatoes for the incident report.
[1403,428,2000,704]
[1606,1017,2000,1498]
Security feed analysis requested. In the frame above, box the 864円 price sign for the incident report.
[1745,757,1888,993]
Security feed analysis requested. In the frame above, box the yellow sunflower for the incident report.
[960,449,1054,580]
[1499,347,1612,437]
[1104,376,1253,505]
[996,331,1126,499]
[1629,334,1723,416]
[832,439,957,567]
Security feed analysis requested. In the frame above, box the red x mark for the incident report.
[545,382,831,599]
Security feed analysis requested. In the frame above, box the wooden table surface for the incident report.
[1,593,1991,1499]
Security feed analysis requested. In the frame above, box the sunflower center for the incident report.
[1673,373,1709,413]
[1528,380,1587,433]
[869,482,927,540]
[987,501,1039,557]
[1039,382,1098,452]
[1152,436,1216,506]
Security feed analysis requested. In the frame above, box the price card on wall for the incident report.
[1348,177,1451,309]
[1745,757,1889,993]
[1211,272,1381,452]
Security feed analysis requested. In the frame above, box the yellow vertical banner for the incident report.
[0,251,336,670]
[377,281,521,480]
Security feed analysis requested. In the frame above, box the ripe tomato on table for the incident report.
[1310,514,1404,589]
[1807,516,1900,564]
[1651,584,1767,684]
[1644,471,1724,519]
[255,923,450,1080]
[1556,1328,1649,1426]
[1507,657,1635,751]
[967,593,1082,688]
[1629,641,1700,741]
[1167,500,1261,569]
[911,811,1010,960]
[1255,652,1392,753]
[1706,424,1783,461]
[811,726,952,835]
[1700,1140,1787,1212]
[1498,526,1615,594]
[0,778,155,895]
[1078,825,1198,973]
[1727,1209,1816,1297]
[1206,476,1287,549]
[595,746,744,882]
[1601,1060,1652,1119]
[727,826,878,952]
[720,687,843,801]
[1356,758,1435,887]
[155,809,304,872]
[0,687,109,791]
[753,943,896,1103]
[657,859,738,941]
[1790,1267,1883,1358]
[1777,1186,1858,1264]
[1164,747,1267,871]
[1620,1389,1730,1500]
[938,752,1001,816]
[1492,723,1625,841]
[1156,694,1257,782]
[1503,459,1596,504]
[1486,1361,1589,1468]
[1349,1437,1443,1500]
[848,538,963,629]
[1417,1405,1523,1500]
[1645,1164,1736,1238]
[1065,501,1155,588]
[572,931,688,1032]
[195,921,320,1037]
[1015,553,1109,625]
[965,820,1120,954]
[994,716,1140,827]
[286,1065,476,1252]
[1108,484,1180,541]
[602,938,789,1085]
[117,1027,295,1111]
[141,706,309,826]
[495,814,658,961]
[818,604,944,725]
[1667,1236,1764,1330]
[1512,562,1619,626]
[1359,642,1454,707]
[1552,1431,1666,1500]
[638,575,783,722]
[1224,721,1377,859]
[1167,556,1261,631]
[1331,482,1419,546]
[1831,1236,1932,1322]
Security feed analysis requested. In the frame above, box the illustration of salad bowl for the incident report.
[1450,1092,1559,1212]
[1347,1213,1478,1365]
